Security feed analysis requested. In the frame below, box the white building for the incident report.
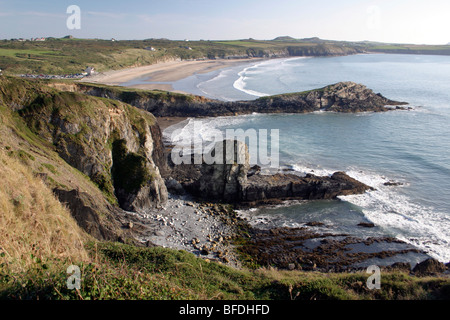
[84,67,95,76]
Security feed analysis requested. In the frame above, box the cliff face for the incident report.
[74,81,407,118]
[1,77,168,214]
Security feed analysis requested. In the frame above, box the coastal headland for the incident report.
[1,69,448,300]
[41,72,433,273]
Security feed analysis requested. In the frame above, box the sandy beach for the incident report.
[79,58,262,91]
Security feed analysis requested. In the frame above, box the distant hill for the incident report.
[273,36,326,43]
[300,37,323,43]
[273,36,296,42]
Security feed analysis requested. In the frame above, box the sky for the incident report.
[1,0,449,44]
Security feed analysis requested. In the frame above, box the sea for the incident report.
[160,53,450,263]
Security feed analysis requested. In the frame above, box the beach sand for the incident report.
[79,58,261,91]
[156,116,189,131]
[80,58,259,128]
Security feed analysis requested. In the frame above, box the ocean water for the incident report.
[167,54,450,263]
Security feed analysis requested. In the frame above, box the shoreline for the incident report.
[79,58,264,92]
[156,116,189,131]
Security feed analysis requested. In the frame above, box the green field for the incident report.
[1,37,450,75]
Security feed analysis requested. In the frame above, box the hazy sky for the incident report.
[1,0,449,44]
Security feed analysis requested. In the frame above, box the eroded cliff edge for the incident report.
[0,77,169,242]
[69,81,408,117]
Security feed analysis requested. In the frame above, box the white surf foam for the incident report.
[233,66,270,98]
[274,163,450,262]
[341,169,450,262]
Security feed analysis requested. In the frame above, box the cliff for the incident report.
[0,76,168,241]
[72,81,408,118]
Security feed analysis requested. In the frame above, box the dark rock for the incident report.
[358,222,376,228]
[241,171,372,206]
[185,140,250,202]
[173,140,372,205]
[53,188,128,242]
[306,221,325,227]
[247,165,261,177]
[384,181,404,187]
[385,262,412,272]
[165,177,186,195]
[237,226,425,272]
[413,258,447,276]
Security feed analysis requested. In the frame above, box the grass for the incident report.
[1,240,449,300]
[0,149,90,274]
[1,38,450,76]
[0,118,449,300]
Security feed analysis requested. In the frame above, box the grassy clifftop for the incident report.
[0,38,365,75]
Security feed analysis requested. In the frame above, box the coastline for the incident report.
[79,58,264,92]
[78,55,449,266]
[157,116,189,131]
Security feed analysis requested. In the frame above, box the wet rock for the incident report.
[237,226,426,272]
[358,222,376,228]
[384,181,404,187]
[306,221,325,227]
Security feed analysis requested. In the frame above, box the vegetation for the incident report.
[0,130,448,300]
[0,71,449,302]
[1,239,449,300]
[2,37,449,76]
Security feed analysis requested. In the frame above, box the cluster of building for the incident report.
[10,37,46,42]
[18,66,95,80]
[19,73,85,80]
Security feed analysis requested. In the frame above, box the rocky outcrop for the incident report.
[190,140,250,202]
[237,227,429,272]
[241,171,372,206]
[412,258,447,276]
[252,82,408,113]
[170,140,372,205]
[74,82,408,118]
